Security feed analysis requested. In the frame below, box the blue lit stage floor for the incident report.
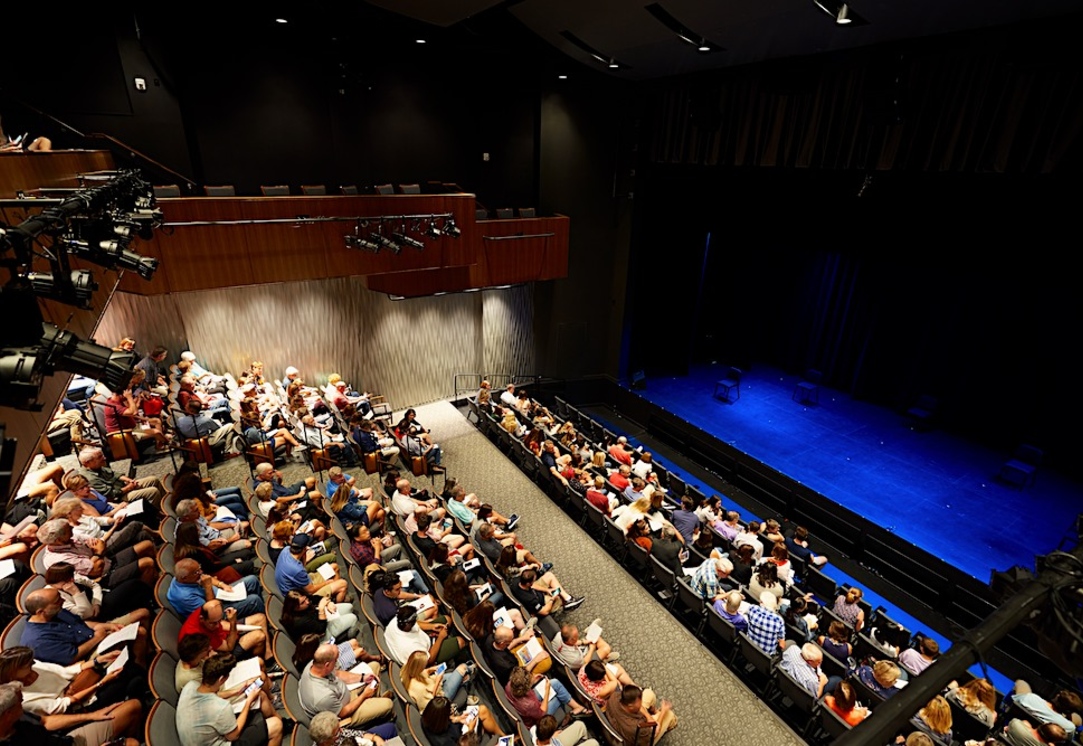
[625,363,1080,582]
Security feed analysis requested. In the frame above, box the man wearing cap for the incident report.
[384,606,466,666]
[274,533,348,601]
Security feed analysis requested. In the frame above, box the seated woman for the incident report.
[944,678,997,728]
[43,561,151,629]
[833,587,866,632]
[268,520,335,572]
[440,569,510,619]
[626,519,653,552]
[102,384,169,451]
[577,658,638,708]
[401,650,475,710]
[819,620,853,662]
[420,696,505,746]
[241,410,302,458]
[765,542,796,587]
[175,520,256,579]
[49,497,155,559]
[504,665,591,727]
[281,589,358,643]
[747,561,784,603]
[460,598,527,640]
[783,596,818,642]
[329,480,383,530]
[347,522,412,574]
[171,467,248,520]
[823,680,870,726]
[910,695,953,746]
[729,543,756,587]
[494,545,566,598]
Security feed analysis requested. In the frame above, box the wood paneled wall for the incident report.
[94,279,535,408]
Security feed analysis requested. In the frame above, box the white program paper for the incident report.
[216,581,247,602]
[222,657,262,691]
[96,621,140,655]
[0,560,15,580]
[317,563,337,580]
[125,499,144,516]
[492,607,514,629]
[583,621,603,644]
[105,646,129,675]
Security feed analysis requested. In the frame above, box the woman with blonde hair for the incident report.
[400,649,472,710]
[833,586,866,631]
[945,677,997,727]
[911,695,953,745]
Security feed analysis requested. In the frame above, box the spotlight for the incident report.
[443,219,461,239]
[25,270,98,309]
[425,221,443,240]
[38,324,137,392]
[0,346,44,409]
[811,0,865,25]
[374,233,402,254]
[392,232,425,250]
[836,4,851,23]
[345,235,381,253]
[63,237,159,280]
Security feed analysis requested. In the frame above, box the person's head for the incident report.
[519,567,537,586]
[118,337,136,352]
[1036,723,1068,744]
[735,543,756,564]
[184,398,203,416]
[24,588,63,620]
[428,542,450,566]
[0,647,36,687]
[0,682,23,727]
[759,592,779,612]
[49,496,85,524]
[619,685,644,712]
[630,478,645,493]
[283,589,311,618]
[918,695,952,735]
[292,633,322,672]
[560,624,580,646]
[150,345,168,361]
[582,659,607,683]
[201,653,237,689]
[43,562,76,587]
[443,570,469,602]
[421,696,453,734]
[37,519,73,547]
[493,626,515,649]
[745,520,761,535]
[290,533,311,556]
[1051,689,1083,717]
[771,542,789,563]
[308,711,341,746]
[395,606,419,632]
[535,715,560,743]
[508,666,534,697]
[828,620,849,644]
[794,526,809,542]
[396,478,412,495]
[416,513,433,533]
[311,643,340,677]
[833,680,857,712]
[724,590,743,614]
[872,660,900,688]
[477,522,496,541]
[199,599,226,631]
[765,519,781,535]
[755,561,779,587]
[347,522,371,543]
[175,498,200,522]
[76,446,107,470]
[958,678,996,711]
[401,650,430,684]
[174,558,203,585]
[61,471,91,496]
[904,734,934,746]
[328,466,345,484]
[462,599,496,639]
[917,637,940,659]
[786,596,808,620]
[800,643,823,668]
[713,557,733,579]
[843,586,863,605]
[177,632,214,668]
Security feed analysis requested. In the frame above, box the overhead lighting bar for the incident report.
[560,30,631,71]
[644,4,726,54]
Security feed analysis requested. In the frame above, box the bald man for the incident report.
[297,642,393,726]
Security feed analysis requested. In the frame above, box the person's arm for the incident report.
[338,683,377,717]
[222,608,241,651]
[75,628,111,661]
[427,626,448,665]
[223,688,260,740]
[40,701,123,731]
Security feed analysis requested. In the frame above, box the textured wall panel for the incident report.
[483,286,535,377]
[94,279,534,408]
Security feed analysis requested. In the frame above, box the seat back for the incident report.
[15,575,46,613]
[260,563,283,600]
[282,673,310,726]
[738,631,778,679]
[154,184,181,198]
[154,573,174,613]
[149,651,179,706]
[775,662,819,718]
[204,185,236,196]
[387,660,411,706]
[518,207,536,218]
[0,616,27,648]
[145,700,181,746]
[820,702,854,739]
[267,594,284,632]
[399,183,421,194]
[273,631,299,677]
[152,610,182,659]
[261,185,290,196]
[340,185,359,195]
[649,555,677,593]
[947,697,993,743]
[406,704,434,746]
[495,208,514,219]
[300,185,326,195]
[374,184,395,195]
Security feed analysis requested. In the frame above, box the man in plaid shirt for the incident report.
[689,557,734,601]
[745,592,786,653]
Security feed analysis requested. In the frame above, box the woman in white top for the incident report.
[49,497,155,559]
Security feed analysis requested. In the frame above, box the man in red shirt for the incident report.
[608,436,634,466]
[608,465,632,492]
[179,599,268,661]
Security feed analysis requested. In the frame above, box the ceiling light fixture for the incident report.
[275,18,288,24]
[560,30,631,72]
[558,75,568,80]
[644,3,725,54]
[811,0,867,25]
[836,4,851,24]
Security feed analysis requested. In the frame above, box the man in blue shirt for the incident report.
[253,462,317,503]
[167,558,264,618]
[275,535,348,601]
[669,496,700,545]
[21,588,108,665]
[176,399,235,447]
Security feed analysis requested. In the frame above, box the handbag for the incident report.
[411,455,427,477]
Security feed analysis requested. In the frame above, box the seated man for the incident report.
[20,588,148,668]
[384,607,465,666]
[274,534,347,601]
[778,641,828,697]
[607,436,634,466]
[390,479,445,520]
[712,590,748,632]
[253,462,318,503]
[650,527,685,576]
[475,523,542,567]
[352,418,399,460]
[550,622,620,671]
[401,431,445,474]
[38,519,156,592]
[608,465,632,493]
[175,398,235,450]
[584,476,612,515]
[511,568,584,638]
[167,558,265,619]
[298,412,357,466]
[76,447,166,507]
[482,626,547,686]
[785,526,830,567]
[1001,719,1067,746]
[298,642,393,727]
[178,653,282,746]
[500,384,518,408]
[178,599,268,661]
[368,569,437,628]
[0,679,141,746]
[179,350,227,392]
[745,592,786,654]
[689,557,734,602]
[605,684,677,745]
[1010,683,1082,733]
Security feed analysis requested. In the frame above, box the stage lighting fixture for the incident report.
[393,232,425,250]
[374,233,402,254]
[25,270,98,309]
[38,324,137,392]
[63,237,159,280]
[425,222,443,239]
[345,234,381,253]
[443,219,461,239]
[0,346,45,409]
[811,0,865,24]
